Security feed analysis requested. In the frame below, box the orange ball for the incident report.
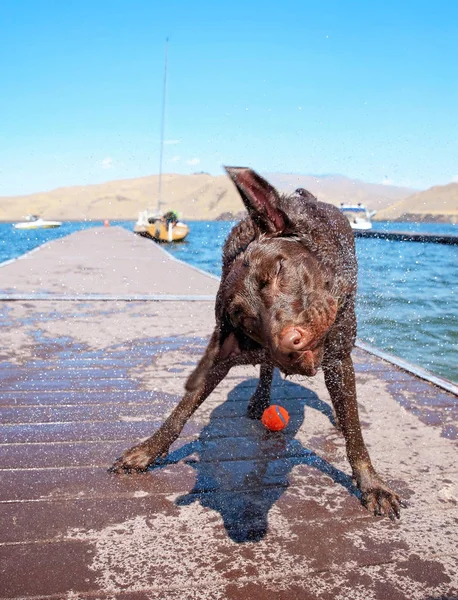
[261,405,290,431]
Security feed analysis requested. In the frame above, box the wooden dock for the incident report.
[1,226,457,600]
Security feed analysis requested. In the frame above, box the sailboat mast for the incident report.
[157,38,168,214]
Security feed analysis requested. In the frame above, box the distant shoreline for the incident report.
[2,213,457,225]
[374,213,457,225]
[2,172,457,225]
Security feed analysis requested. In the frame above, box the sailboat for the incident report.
[134,40,189,243]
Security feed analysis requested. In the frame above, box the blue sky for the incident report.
[1,0,457,195]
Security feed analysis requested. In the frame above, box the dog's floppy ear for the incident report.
[225,166,288,234]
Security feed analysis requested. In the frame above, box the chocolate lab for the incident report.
[111,167,405,520]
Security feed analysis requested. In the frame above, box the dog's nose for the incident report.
[278,327,310,352]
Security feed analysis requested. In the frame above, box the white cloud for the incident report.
[380,177,394,186]
[164,139,181,145]
[186,158,200,166]
[452,175,458,182]
[168,155,181,163]
[99,157,113,169]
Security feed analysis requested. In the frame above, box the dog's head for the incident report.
[218,167,338,376]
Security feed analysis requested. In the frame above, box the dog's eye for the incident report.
[229,309,241,327]
[242,316,257,333]
[259,278,270,289]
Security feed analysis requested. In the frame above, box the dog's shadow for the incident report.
[152,372,360,543]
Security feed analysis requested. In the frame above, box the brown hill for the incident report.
[0,173,241,222]
[264,173,414,212]
[0,171,420,222]
[375,182,458,223]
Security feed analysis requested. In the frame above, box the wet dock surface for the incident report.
[1,227,457,600]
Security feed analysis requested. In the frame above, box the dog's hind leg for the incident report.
[247,363,274,419]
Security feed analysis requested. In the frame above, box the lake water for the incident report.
[1,220,457,383]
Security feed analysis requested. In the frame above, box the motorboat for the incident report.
[13,215,62,230]
[134,210,189,242]
[339,204,376,230]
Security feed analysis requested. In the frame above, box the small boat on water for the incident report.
[134,40,189,244]
[134,210,189,242]
[13,215,62,230]
[340,203,376,230]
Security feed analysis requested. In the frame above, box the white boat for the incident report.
[13,215,62,230]
[339,203,376,230]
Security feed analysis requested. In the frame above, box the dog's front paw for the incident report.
[247,401,267,420]
[109,445,151,474]
[109,428,174,474]
[359,474,407,520]
[246,393,270,420]
[108,441,165,474]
